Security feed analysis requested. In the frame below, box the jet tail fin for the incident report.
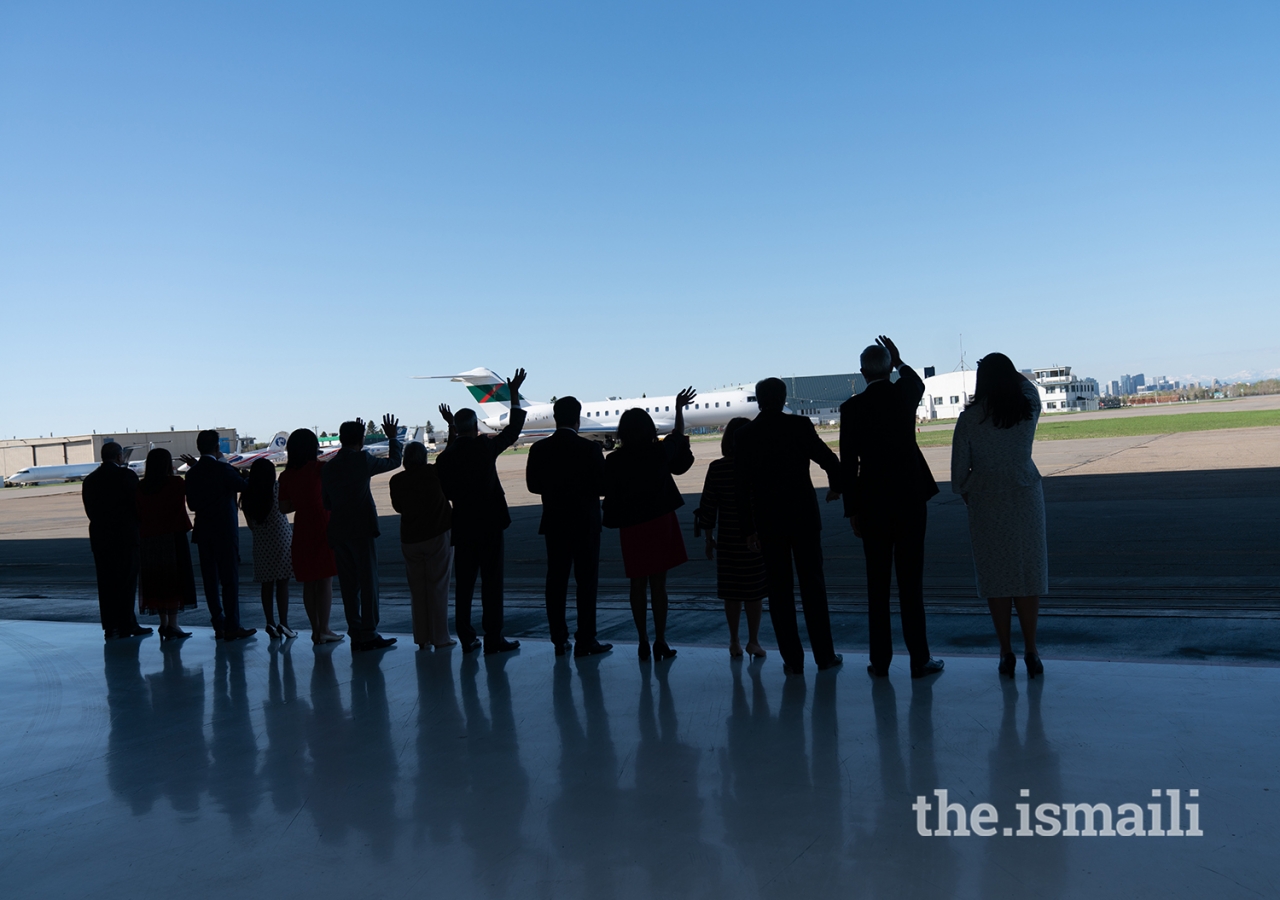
[413,367,536,408]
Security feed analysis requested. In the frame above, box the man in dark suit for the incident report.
[436,368,528,655]
[184,430,255,641]
[81,441,151,639]
[525,396,613,658]
[321,413,402,652]
[735,377,844,675]
[839,335,944,678]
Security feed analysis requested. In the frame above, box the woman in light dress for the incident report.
[241,458,296,639]
[950,353,1047,677]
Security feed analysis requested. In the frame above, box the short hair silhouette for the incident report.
[196,430,220,455]
[241,457,277,523]
[454,408,478,432]
[100,441,123,463]
[339,421,364,448]
[403,441,428,468]
[139,447,171,493]
[970,352,1034,428]
[553,396,582,429]
[617,408,657,446]
[285,428,319,470]
[860,345,892,379]
[721,416,751,456]
[754,378,787,412]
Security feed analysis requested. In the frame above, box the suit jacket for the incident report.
[81,462,140,545]
[320,436,402,542]
[185,455,247,547]
[601,434,694,530]
[436,407,527,542]
[733,410,842,537]
[839,365,939,519]
[525,427,605,536]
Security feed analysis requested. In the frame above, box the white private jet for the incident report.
[4,446,147,486]
[418,368,761,447]
[224,432,289,469]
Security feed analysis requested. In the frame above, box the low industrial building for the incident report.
[1,428,238,481]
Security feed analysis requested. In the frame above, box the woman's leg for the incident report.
[987,598,1014,655]
[318,577,336,636]
[302,581,319,635]
[744,600,765,656]
[260,581,276,626]
[1013,596,1039,656]
[651,573,669,644]
[275,579,290,628]
[629,576,650,642]
[725,600,743,655]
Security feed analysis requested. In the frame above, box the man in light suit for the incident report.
[734,377,844,676]
[321,414,402,652]
[525,396,613,658]
[839,335,944,679]
[184,429,255,641]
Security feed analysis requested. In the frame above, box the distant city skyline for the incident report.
[2,3,1277,440]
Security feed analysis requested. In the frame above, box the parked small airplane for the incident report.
[418,368,760,447]
[317,425,425,462]
[4,446,146,486]
[224,432,289,469]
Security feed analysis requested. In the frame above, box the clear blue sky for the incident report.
[3,1,1277,440]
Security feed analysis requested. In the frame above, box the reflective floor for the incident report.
[1,619,1276,899]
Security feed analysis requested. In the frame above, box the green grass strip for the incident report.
[909,409,1280,448]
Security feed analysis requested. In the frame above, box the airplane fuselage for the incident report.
[480,387,758,439]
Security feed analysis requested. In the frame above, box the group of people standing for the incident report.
[83,335,1048,678]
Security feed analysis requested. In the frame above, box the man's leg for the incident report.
[197,541,227,632]
[895,503,931,668]
[761,534,804,671]
[330,540,363,640]
[453,540,480,646]
[424,534,454,645]
[573,530,602,645]
[119,544,141,631]
[91,539,121,634]
[402,540,430,645]
[544,533,572,647]
[357,537,381,641]
[861,512,895,672]
[792,534,837,666]
[217,544,241,631]
[480,531,506,647]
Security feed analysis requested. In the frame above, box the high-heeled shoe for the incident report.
[745,642,767,659]
[277,623,297,640]
[729,643,744,659]
[653,640,677,661]
[638,640,651,661]
[265,623,280,639]
[1025,653,1044,678]
[998,652,1016,677]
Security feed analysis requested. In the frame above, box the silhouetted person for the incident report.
[321,413,401,652]
[278,428,341,644]
[389,440,456,649]
[436,368,528,655]
[183,429,255,641]
[839,336,944,678]
[734,378,843,674]
[951,352,1047,677]
[695,416,767,659]
[525,396,612,658]
[82,441,150,639]
[242,457,296,640]
[135,447,197,639]
[602,388,696,662]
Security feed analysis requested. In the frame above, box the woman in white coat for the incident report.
[950,353,1047,677]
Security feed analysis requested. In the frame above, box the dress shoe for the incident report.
[998,652,1017,677]
[461,638,483,654]
[653,640,677,661]
[103,629,121,641]
[265,623,280,639]
[277,623,298,640]
[1025,653,1044,679]
[866,665,889,677]
[554,641,572,657]
[122,625,154,637]
[637,640,651,661]
[485,639,520,655]
[161,626,192,640]
[574,641,613,658]
[222,627,257,642]
[433,639,458,649]
[817,653,843,672]
[911,657,945,678]
[353,636,397,652]
[782,663,804,676]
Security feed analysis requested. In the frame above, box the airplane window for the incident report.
[726,402,730,407]
[665,406,669,412]
[747,396,755,402]
[694,404,699,409]
[715,402,719,408]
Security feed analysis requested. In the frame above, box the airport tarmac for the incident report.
[0,619,1276,899]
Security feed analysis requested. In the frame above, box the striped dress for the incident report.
[696,457,767,603]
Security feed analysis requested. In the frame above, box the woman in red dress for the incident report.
[277,429,342,644]
[603,387,696,661]
[135,448,198,639]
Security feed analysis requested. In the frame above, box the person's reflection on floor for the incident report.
[208,640,261,830]
[979,678,1066,898]
[459,652,532,896]
[414,649,469,847]
[548,656,621,890]
[852,678,958,897]
[260,642,307,816]
[146,639,207,816]
[630,662,719,896]
[307,647,350,846]
[808,671,845,892]
[347,652,399,859]
[104,640,160,815]
[720,660,775,887]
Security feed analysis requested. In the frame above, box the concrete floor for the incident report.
[1,619,1276,899]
